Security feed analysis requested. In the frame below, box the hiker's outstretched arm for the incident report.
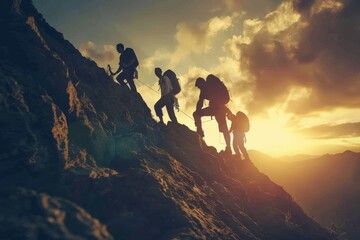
[225,107,233,116]
[226,109,235,120]
[112,65,122,75]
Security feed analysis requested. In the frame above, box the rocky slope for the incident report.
[0,0,336,239]
[0,187,113,239]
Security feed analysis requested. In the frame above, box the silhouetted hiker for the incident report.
[193,75,231,153]
[109,43,139,92]
[227,111,250,161]
[154,67,178,124]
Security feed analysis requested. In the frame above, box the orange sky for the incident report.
[34,0,360,156]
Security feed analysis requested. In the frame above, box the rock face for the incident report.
[0,188,113,239]
[0,0,336,239]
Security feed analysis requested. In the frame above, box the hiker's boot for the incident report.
[243,152,250,161]
[158,119,165,127]
[225,146,232,155]
[235,153,242,161]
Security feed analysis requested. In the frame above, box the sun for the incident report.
[246,117,305,156]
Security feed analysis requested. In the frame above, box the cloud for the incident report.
[170,15,236,66]
[226,0,360,116]
[176,66,209,113]
[213,0,277,15]
[142,14,237,73]
[298,122,360,139]
[142,49,171,72]
[79,41,117,69]
[221,0,244,11]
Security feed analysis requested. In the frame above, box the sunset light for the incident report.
[32,0,360,157]
[246,116,304,156]
[2,0,360,239]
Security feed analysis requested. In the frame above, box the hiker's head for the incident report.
[116,43,124,53]
[195,77,206,89]
[155,67,162,77]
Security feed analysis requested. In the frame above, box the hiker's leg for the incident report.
[126,76,137,92]
[223,131,231,151]
[239,140,250,160]
[215,109,230,150]
[125,69,137,92]
[166,97,178,123]
[155,97,167,122]
[193,107,212,136]
[233,136,240,156]
[116,72,128,87]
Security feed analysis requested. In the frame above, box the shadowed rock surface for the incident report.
[0,188,113,239]
[0,0,337,239]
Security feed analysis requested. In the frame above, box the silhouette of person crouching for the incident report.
[193,75,231,153]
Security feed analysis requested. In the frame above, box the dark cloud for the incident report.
[292,0,315,13]
[232,0,360,116]
[298,122,360,139]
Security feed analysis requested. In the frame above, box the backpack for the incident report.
[122,48,139,69]
[235,111,250,132]
[164,69,181,95]
[205,74,230,104]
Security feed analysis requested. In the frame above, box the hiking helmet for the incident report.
[116,43,124,53]
[195,77,205,88]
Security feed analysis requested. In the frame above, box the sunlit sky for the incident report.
[33,0,360,157]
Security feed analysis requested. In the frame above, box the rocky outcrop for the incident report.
[0,0,336,239]
[0,187,113,240]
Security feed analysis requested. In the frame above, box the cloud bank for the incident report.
[226,0,360,116]
[298,122,360,139]
[79,41,117,69]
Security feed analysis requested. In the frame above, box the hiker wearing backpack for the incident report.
[227,111,250,161]
[154,67,178,124]
[109,43,139,92]
[193,74,231,153]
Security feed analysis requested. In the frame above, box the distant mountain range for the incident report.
[251,150,360,240]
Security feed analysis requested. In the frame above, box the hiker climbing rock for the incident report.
[193,74,231,153]
[227,111,250,161]
[109,43,139,92]
[154,67,179,124]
